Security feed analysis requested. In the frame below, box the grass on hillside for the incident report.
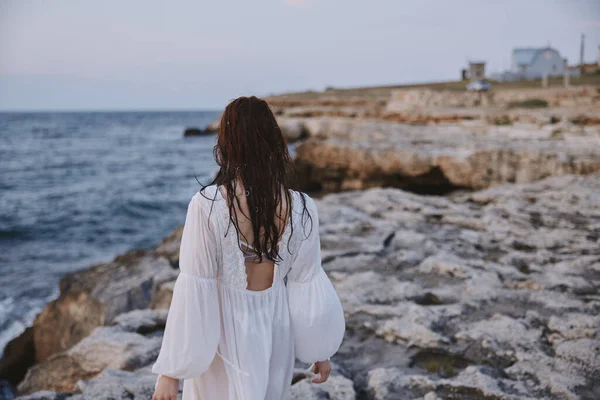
[273,74,600,99]
[507,98,549,109]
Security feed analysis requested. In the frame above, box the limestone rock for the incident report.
[204,119,220,133]
[17,324,162,395]
[289,374,355,399]
[277,117,309,142]
[0,327,35,386]
[112,309,168,334]
[71,368,164,400]
[183,127,210,137]
[32,252,175,362]
[293,117,600,193]
[10,173,600,399]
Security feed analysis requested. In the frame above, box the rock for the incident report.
[289,374,355,399]
[0,327,35,386]
[277,117,310,142]
[32,252,176,362]
[112,309,168,334]
[365,367,422,400]
[204,120,220,133]
[547,313,599,343]
[11,173,600,399]
[17,324,162,395]
[367,365,535,400]
[183,127,214,137]
[14,390,70,400]
[293,117,600,193]
[266,86,599,127]
[376,316,445,348]
[554,338,600,371]
[187,116,308,142]
[71,367,162,400]
[149,280,175,310]
[321,174,600,399]
[15,367,167,400]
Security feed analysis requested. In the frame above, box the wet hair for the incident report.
[200,96,311,262]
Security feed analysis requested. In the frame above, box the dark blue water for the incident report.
[0,111,221,353]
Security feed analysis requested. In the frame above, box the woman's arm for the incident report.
[151,192,221,392]
[286,196,345,382]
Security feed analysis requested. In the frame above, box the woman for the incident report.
[151,96,345,400]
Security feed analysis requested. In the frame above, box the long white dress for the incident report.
[151,185,346,399]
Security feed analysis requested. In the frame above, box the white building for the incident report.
[492,46,578,81]
[512,47,565,77]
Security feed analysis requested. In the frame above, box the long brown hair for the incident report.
[200,96,311,262]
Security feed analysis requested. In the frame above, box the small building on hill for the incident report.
[492,46,579,81]
[512,47,566,77]
[469,62,486,81]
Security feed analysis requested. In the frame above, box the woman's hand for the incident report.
[311,360,331,383]
[152,375,179,400]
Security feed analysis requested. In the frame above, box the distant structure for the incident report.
[580,34,585,75]
[512,47,565,77]
[468,62,486,81]
[492,46,579,81]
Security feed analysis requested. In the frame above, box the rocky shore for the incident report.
[1,173,598,399]
[265,85,600,195]
[291,117,600,193]
[2,84,600,399]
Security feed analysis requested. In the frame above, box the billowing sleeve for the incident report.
[151,192,220,380]
[286,196,345,364]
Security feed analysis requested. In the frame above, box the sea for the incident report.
[0,111,223,354]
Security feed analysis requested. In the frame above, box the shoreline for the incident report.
[2,173,599,399]
[2,83,600,399]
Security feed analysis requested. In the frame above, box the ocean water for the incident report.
[0,111,221,353]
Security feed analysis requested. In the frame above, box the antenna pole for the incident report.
[580,34,585,75]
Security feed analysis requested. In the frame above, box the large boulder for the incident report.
[183,127,205,137]
[17,310,166,395]
[16,367,168,400]
[277,117,310,142]
[0,327,35,386]
[32,251,176,363]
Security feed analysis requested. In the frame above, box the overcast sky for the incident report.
[1,0,599,111]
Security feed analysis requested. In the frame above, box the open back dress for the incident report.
[151,185,346,399]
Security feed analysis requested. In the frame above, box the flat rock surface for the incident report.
[11,174,600,399]
[319,174,600,400]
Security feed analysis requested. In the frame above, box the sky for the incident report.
[0,0,599,111]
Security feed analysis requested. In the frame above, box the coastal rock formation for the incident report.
[18,324,162,394]
[318,174,599,399]
[32,251,177,362]
[204,120,220,133]
[10,174,600,399]
[18,309,167,394]
[0,327,35,386]
[277,117,310,142]
[293,117,600,193]
[385,86,599,111]
[266,86,600,128]
[183,127,206,137]
[0,248,179,388]
[197,117,310,143]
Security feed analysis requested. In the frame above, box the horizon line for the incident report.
[0,108,222,113]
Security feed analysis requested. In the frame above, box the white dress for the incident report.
[151,185,346,399]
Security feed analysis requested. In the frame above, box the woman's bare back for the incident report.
[218,182,289,291]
